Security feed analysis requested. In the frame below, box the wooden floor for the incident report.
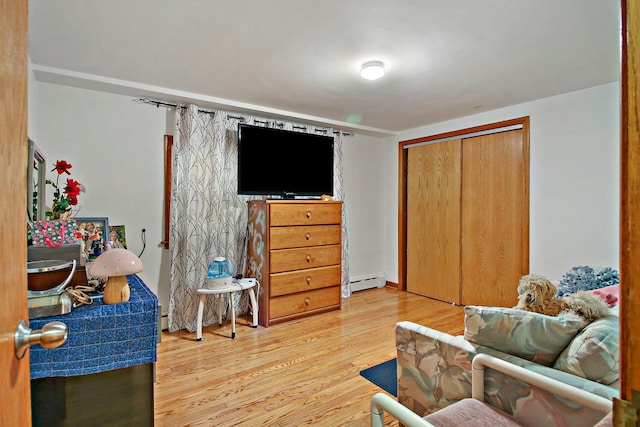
[154,287,465,426]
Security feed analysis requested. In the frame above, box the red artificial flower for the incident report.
[43,159,85,219]
[67,193,78,206]
[52,160,72,175]
[64,178,82,197]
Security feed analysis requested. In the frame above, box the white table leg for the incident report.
[217,294,223,326]
[196,294,205,341]
[229,292,236,339]
[248,288,258,328]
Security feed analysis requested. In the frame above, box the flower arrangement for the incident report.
[46,160,85,220]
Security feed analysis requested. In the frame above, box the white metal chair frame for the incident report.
[196,278,259,340]
[370,353,613,427]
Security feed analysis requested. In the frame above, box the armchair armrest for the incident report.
[371,393,435,427]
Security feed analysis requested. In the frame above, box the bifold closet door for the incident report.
[406,139,462,303]
[460,129,527,307]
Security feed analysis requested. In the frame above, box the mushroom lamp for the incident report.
[88,248,143,304]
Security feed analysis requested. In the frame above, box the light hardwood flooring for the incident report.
[154,287,465,426]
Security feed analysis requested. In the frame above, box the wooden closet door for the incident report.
[460,129,527,307]
[407,139,462,303]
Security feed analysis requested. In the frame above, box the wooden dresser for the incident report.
[247,200,342,327]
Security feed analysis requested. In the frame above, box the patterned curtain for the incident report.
[333,131,351,298]
[168,106,351,332]
[168,105,255,332]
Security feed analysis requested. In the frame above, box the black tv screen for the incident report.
[237,124,334,198]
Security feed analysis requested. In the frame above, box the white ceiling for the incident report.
[28,0,621,136]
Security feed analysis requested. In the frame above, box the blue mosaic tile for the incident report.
[101,315,117,329]
[114,352,129,364]
[140,336,156,349]
[68,346,86,360]
[83,316,102,331]
[101,328,118,343]
[84,330,101,346]
[115,303,131,315]
[130,326,147,340]
[116,314,132,329]
[129,302,144,313]
[113,340,128,354]
[131,312,146,325]
[100,303,117,316]
[64,317,86,333]
[66,331,85,347]
[58,361,77,373]
[83,344,99,360]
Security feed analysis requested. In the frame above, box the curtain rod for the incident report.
[136,98,216,115]
[136,97,353,136]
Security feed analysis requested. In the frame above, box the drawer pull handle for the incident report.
[305,232,311,240]
[305,254,312,262]
[305,211,312,219]
[306,276,312,285]
[304,297,311,306]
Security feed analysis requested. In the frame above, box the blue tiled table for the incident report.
[30,274,158,379]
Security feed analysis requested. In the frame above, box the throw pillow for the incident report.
[553,315,619,384]
[587,284,620,308]
[464,306,584,366]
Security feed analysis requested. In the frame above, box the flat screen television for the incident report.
[237,123,334,198]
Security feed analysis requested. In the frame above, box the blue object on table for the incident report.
[29,274,158,380]
[206,256,233,280]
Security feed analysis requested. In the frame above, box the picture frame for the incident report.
[75,217,109,261]
[108,225,128,249]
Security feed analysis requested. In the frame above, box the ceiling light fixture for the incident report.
[360,61,385,80]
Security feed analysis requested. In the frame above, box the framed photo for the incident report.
[76,217,109,261]
[108,225,128,249]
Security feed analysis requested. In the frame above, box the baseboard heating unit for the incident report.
[350,273,387,292]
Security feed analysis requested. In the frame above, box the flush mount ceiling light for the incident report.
[360,61,385,80]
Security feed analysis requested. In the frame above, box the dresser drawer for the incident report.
[270,225,341,249]
[270,265,341,297]
[269,203,341,226]
[270,245,341,273]
[269,286,341,319]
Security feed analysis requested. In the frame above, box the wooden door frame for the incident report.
[398,116,530,291]
[620,0,640,408]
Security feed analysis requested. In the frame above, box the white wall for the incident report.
[384,82,621,282]
[31,82,171,311]
[30,80,389,315]
[342,134,387,280]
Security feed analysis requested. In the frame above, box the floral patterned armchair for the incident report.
[396,317,619,427]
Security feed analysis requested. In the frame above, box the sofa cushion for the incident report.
[464,306,584,366]
[553,315,619,384]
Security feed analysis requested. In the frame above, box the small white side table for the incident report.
[196,278,259,340]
